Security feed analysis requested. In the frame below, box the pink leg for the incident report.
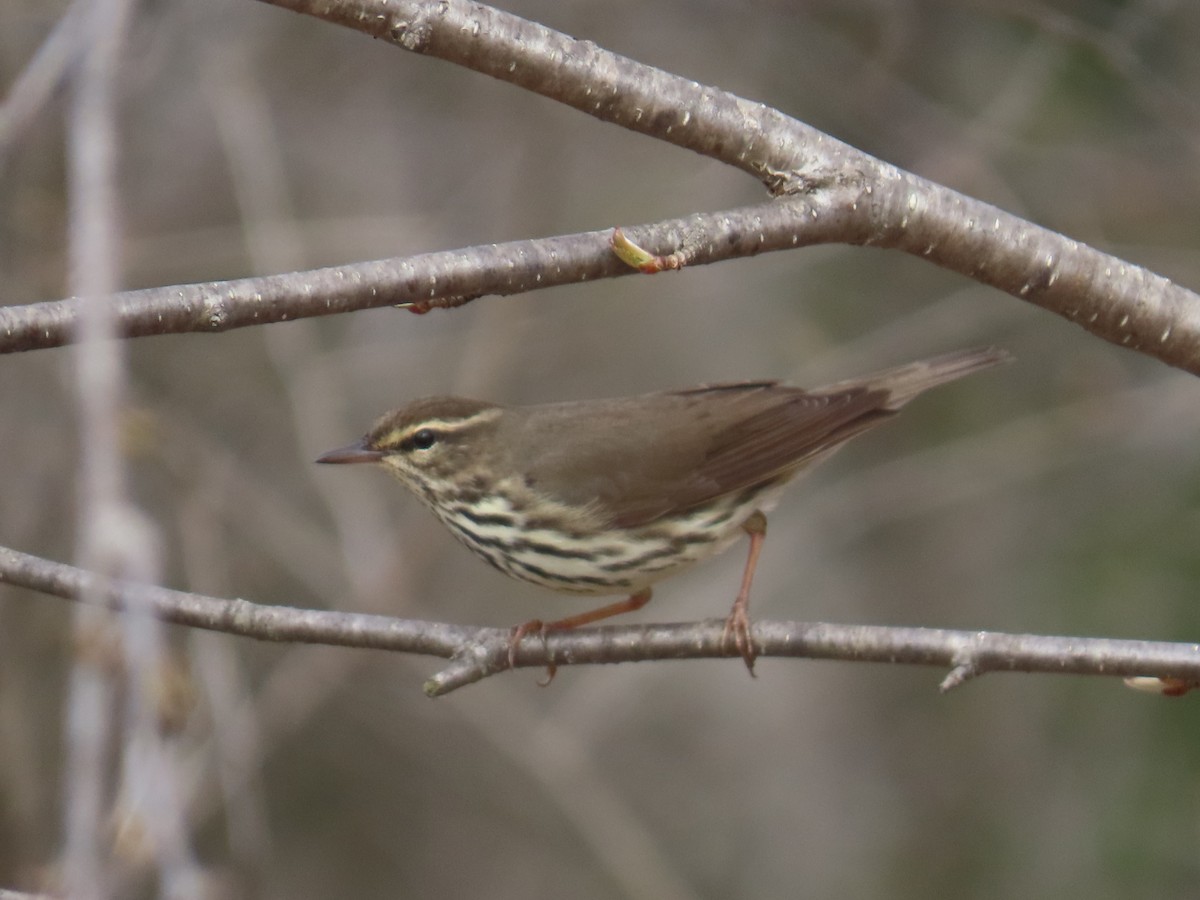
[509,588,654,682]
[723,511,766,675]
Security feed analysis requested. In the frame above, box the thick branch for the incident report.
[252,0,1200,373]
[4,544,1199,698]
[257,0,831,188]
[5,179,1200,373]
[4,1,1197,371]
[881,177,1200,368]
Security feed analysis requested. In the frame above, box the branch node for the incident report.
[939,661,981,693]
[610,227,689,273]
[390,19,433,53]
[425,629,512,697]
[202,295,228,331]
[1123,675,1197,697]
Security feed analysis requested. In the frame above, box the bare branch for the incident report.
[4,0,1197,374]
[5,544,1199,698]
[0,0,86,170]
[436,618,1200,697]
[64,0,139,892]
[0,545,472,657]
[0,202,822,352]
[64,0,202,892]
[259,0,828,187]
[253,0,1200,372]
[5,181,1199,372]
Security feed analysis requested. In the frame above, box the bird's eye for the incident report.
[409,428,438,451]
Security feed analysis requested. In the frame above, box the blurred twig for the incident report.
[0,0,86,169]
[63,0,197,894]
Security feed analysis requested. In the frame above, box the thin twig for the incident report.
[64,0,138,894]
[0,545,473,656]
[4,544,1199,698]
[0,201,827,351]
[0,0,86,169]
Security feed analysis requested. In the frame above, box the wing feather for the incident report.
[511,347,1007,529]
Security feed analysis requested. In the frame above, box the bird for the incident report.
[317,346,1009,676]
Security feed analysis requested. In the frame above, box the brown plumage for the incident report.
[318,346,1009,673]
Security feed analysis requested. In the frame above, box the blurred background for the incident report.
[3,0,1200,896]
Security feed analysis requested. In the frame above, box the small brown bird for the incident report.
[318,347,1008,674]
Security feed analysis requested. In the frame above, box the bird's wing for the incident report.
[516,383,893,529]
[514,348,1007,529]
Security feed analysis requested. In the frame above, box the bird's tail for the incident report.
[822,346,1012,409]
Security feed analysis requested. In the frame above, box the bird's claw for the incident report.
[508,619,558,684]
[722,606,758,677]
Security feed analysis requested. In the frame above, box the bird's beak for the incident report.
[315,439,385,465]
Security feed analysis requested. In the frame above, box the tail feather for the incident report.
[821,346,1011,409]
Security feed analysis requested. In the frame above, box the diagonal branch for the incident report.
[5,544,1199,698]
[2,0,1198,370]
[254,0,1200,373]
[260,0,829,186]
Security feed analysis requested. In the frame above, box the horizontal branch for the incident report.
[0,201,845,353]
[0,545,473,655]
[4,544,1198,698]
[429,620,1200,698]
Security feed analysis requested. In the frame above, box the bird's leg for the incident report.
[723,511,767,675]
[509,588,653,681]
